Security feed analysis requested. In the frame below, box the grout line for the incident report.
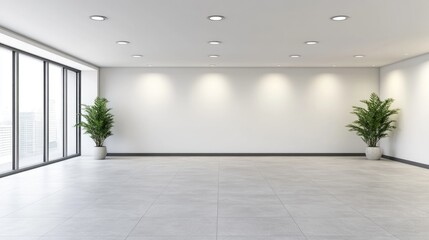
[254,160,309,240]
[123,162,180,239]
[309,176,401,239]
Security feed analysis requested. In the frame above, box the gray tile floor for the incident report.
[1,156,429,239]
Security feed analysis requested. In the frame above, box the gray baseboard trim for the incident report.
[382,155,429,169]
[107,153,365,157]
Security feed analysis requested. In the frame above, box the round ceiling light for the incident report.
[90,15,107,21]
[331,15,349,21]
[209,55,219,58]
[305,41,319,45]
[132,55,143,58]
[289,55,301,58]
[208,15,225,21]
[116,41,130,45]
[354,55,365,58]
[208,41,222,45]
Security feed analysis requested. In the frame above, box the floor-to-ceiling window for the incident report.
[0,43,81,176]
[66,70,77,156]
[0,47,13,173]
[18,54,44,168]
[48,64,64,160]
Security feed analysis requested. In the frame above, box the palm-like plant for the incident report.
[76,97,114,147]
[346,93,399,147]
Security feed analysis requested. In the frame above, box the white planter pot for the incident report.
[94,146,107,160]
[365,147,382,160]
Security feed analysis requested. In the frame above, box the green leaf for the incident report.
[346,93,399,147]
[76,97,115,147]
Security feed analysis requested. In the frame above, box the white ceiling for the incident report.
[0,0,429,68]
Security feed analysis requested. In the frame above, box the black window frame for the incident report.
[0,42,81,178]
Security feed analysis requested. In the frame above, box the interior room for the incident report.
[0,0,429,239]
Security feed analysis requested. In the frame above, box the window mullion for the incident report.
[12,52,19,170]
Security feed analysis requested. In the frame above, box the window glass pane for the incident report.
[67,70,77,155]
[19,54,44,168]
[0,47,13,173]
[49,64,63,160]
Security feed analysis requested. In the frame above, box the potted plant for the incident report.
[77,97,114,160]
[346,93,399,160]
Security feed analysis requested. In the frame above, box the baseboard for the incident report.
[107,153,365,157]
[382,155,429,169]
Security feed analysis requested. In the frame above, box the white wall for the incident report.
[100,67,378,153]
[80,70,99,155]
[380,54,429,165]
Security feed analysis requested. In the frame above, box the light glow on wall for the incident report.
[384,70,407,102]
[190,73,232,111]
[255,73,293,110]
[308,73,343,111]
[136,73,174,108]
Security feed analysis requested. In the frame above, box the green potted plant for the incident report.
[346,93,399,160]
[77,97,114,160]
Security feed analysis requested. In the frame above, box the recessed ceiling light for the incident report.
[354,55,365,58]
[331,15,349,21]
[289,55,301,58]
[208,41,222,45]
[90,15,107,21]
[305,41,319,45]
[208,15,225,21]
[116,41,130,45]
[209,55,219,58]
[132,55,143,58]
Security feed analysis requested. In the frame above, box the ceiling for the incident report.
[1,0,429,68]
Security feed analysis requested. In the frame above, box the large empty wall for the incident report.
[380,53,429,165]
[100,67,378,154]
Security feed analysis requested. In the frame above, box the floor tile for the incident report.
[218,237,306,240]
[46,217,140,237]
[219,193,282,205]
[285,203,362,218]
[370,217,429,236]
[0,218,67,237]
[218,204,290,217]
[294,217,392,237]
[144,204,217,217]
[218,217,303,236]
[155,193,218,205]
[126,237,215,240]
[129,218,217,236]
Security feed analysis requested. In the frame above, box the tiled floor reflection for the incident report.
[1,156,429,239]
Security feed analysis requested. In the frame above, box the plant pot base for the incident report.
[365,147,382,160]
[94,146,107,160]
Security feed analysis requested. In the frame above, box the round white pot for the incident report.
[365,147,382,160]
[94,146,107,160]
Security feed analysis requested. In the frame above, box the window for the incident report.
[67,70,78,156]
[0,43,81,176]
[49,64,63,160]
[0,47,13,173]
[18,54,44,168]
